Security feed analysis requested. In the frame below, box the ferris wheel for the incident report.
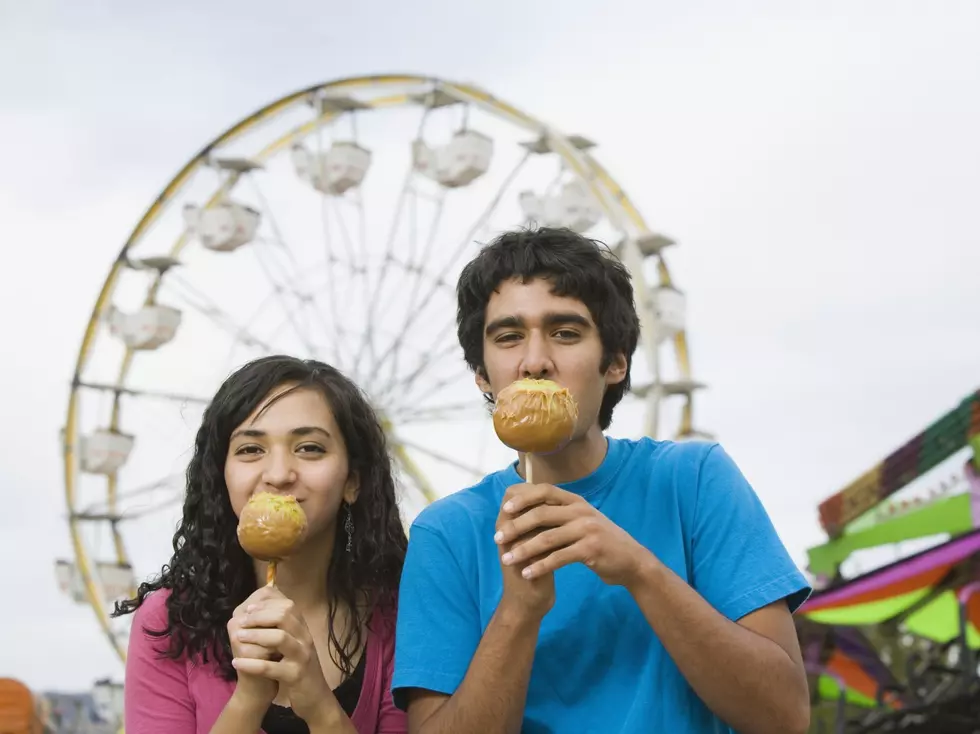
[56,74,708,662]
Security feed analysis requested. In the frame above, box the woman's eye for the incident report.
[495,332,521,343]
[235,445,262,455]
[297,444,326,454]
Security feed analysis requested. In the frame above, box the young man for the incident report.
[392,227,812,733]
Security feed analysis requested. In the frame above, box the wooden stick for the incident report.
[266,559,277,587]
[525,455,534,485]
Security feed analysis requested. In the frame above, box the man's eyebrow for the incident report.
[485,315,524,334]
[485,312,592,335]
[542,312,591,328]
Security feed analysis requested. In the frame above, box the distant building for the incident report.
[36,679,122,734]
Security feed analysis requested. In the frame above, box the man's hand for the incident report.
[494,483,648,587]
[495,484,556,619]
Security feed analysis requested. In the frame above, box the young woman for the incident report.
[116,355,408,733]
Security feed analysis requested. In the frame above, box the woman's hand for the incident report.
[231,585,343,727]
[226,587,279,711]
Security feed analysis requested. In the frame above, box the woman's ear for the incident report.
[343,471,361,505]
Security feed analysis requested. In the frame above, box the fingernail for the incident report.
[522,567,533,579]
[503,501,514,512]
[493,531,503,543]
[501,552,513,564]
[231,659,240,668]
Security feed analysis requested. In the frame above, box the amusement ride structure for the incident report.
[54,75,707,663]
[799,389,980,732]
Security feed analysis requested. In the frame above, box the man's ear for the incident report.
[474,368,493,397]
[604,353,628,386]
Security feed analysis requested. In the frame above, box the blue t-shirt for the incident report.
[392,437,811,733]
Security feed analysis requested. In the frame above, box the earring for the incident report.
[344,503,354,553]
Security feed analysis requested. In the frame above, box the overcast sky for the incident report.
[2,0,978,692]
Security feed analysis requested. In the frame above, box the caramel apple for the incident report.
[237,492,308,585]
[492,378,578,455]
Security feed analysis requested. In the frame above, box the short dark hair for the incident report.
[456,227,640,429]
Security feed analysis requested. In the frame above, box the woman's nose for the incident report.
[261,450,297,488]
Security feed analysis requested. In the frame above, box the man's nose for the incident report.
[519,332,554,379]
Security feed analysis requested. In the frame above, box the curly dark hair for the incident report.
[456,226,641,429]
[113,355,407,680]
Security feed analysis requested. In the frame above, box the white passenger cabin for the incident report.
[96,562,136,601]
[291,142,371,195]
[650,286,686,341]
[55,560,135,603]
[412,130,493,188]
[182,201,260,252]
[518,179,602,233]
[106,304,181,350]
[80,429,135,475]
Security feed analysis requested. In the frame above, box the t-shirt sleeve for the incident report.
[391,521,482,711]
[124,592,197,733]
[690,444,812,622]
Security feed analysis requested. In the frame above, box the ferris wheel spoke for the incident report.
[310,128,358,366]
[365,151,532,388]
[390,401,486,424]
[350,188,372,367]
[245,177,340,358]
[77,472,184,518]
[389,443,441,506]
[371,197,448,394]
[248,175,303,263]
[381,325,469,410]
[164,273,283,353]
[78,495,183,523]
[324,194,376,369]
[326,191,361,270]
[115,493,184,521]
[352,104,434,378]
[392,368,476,417]
[351,171,416,378]
[296,281,351,368]
[395,438,486,479]
[372,188,446,327]
[353,187,370,315]
[248,247,327,358]
[76,379,211,405]
[327,197,365,295]
[375,324,460,402]
[318,204,346,359]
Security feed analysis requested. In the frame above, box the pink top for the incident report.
[124,590,407,734]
